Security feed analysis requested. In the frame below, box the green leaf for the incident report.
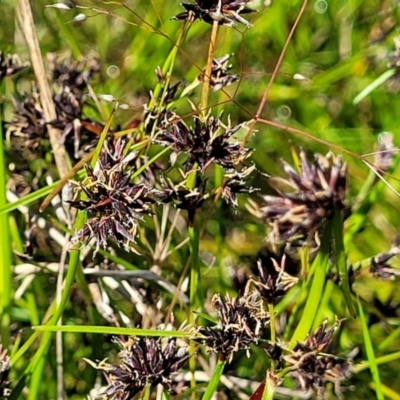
[358,298,385,400]
[332,211,356,318]
[32,325,190,337]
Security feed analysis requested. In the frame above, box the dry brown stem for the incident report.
[16,0,70,178]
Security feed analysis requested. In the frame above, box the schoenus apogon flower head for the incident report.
[0,51,28,80]
[222,165,258,208]
[373,132,397,173]
[252,255,299,304]
[248,150,347,244]
[155,113,251,172]
[0,345,11,398]
[144,71,180,135]
[200,54,238,91]
[68,138,157,256]
[369,237,400,279]
[92,336,189,399]
[5,90,47,159]
[193,291,269,362]
[159,175,209,226]
[284,319,351,396]
[172,0,256,27]
[47,53,100,95]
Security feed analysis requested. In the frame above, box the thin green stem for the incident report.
[189,213,201,400]
[0,81,12,349]
[201,359,226,400]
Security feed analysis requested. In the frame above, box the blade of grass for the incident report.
[290,219,333,345]
[353,69,396,105]
[32,325,190,337]
[332,210,356,317]
[0,81,12,349]
[201,359,226,400]
[353,350,400,373]
[358,298,385,400]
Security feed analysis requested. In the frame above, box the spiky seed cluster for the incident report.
[0,346,11,398]
[173,0,255,27]
[369,238,400,279]
[68,139,157,256]
[253,255,298,304]
[199,54,238,91]
[284,320,351,395]
[155,113,251,172]
[47,53,99,94]
[249,150,347,243]
[0,51,28,80]
[194,292,269,362]
[95,336,189,399]
[159,175,208,226]
[6,55,100,159]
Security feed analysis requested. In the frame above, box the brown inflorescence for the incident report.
[173,0,255,27]
[193,291,269,362]
[155,113,251,172]
[0,345,11,398]
[68,139,158,256]
[284,320,351,396]
[249,150,347,244]
[95,336,189,399]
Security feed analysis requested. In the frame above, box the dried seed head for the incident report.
[249,150,347,244]
[159,175,208,226]
[222,165,258,208]
[369,238,400,279]
[155,113,251,172]
[285,319,350,395]
[0,345,11,398]
[68,139,157,256]
[374,132,397,173]
[93,336,189,399]
[199,54,238,91]
[253,255,299,304]
[48,53,100,95]
[0,51,28,80]
[173,0,256,27]
[193,292,269,362]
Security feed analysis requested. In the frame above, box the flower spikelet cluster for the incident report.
[68,139,157,256]
[173,0,256,27]
[284,320,351,395]
[0,345,11,398]
[194,291,269,362]
[155,113,251,172]
[249,150,347,243]
[95,336,189,399]
[0,51,28,80]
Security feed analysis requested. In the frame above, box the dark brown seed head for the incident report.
[173,0,255,27]
[0,345,11,398]
[68,139,157,256]
[95,336,189,399]
[249,150,347,244]
[193,291,269,362]
[0,51,28,80]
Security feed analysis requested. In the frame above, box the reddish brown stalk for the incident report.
[241,0,309,148]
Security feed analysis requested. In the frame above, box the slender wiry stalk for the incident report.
[0,81,11,349]
[189,213,201,400]
[200,20,219,116]
[16,0,70,178]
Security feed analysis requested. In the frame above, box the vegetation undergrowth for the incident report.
[1,0,400,399]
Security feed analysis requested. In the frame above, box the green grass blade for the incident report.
[353,68,396,105]
[358,298,385,400]
[201,359,226,400]
[0,84,12,348]
[332,211,356,318]
[32,325,190,337]
[290,219,332,344]
[353,351,400,373]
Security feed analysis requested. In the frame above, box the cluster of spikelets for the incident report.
[2,0,400,399]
